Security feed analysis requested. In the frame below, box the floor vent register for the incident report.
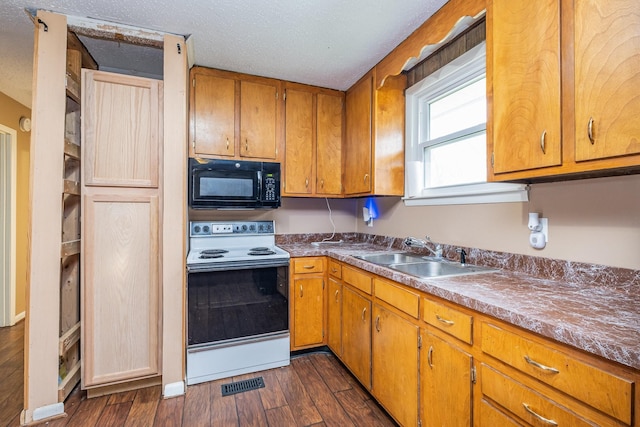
[221,376,265,396]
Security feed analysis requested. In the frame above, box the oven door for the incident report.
[187,262,289,348]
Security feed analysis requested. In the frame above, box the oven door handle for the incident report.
[187,258,290,273]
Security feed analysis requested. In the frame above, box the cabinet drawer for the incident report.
[292,257,324,274]
[423,299,472,344]
[482,364,599,427]
[374,278,419,318]
[481,322,632,424]
[328,260,342,278]
[342,266,372,295]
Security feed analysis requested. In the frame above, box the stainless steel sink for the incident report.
[388,261,498,279]
[353,252,427,265]
[353,252,499,278]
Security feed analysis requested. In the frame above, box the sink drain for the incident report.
[221,376,265,396]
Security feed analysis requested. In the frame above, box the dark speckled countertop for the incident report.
[277,234,640,371]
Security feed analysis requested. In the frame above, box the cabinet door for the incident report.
[316,93,343,195]
[489,0,562,174]
[240,80,278,159]
[421,331,472,427]
[82,193,160,387]
[327,278,342,356]
[342,286,371,388]
[293,276,324,348]
[284,88,314,194]
[372,304,419,427]
[574,0,640,161]
[83,70,161,187]
[344,74,372,195]
[191,72,236,157]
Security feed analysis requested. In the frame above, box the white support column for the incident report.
[161,33,188,397]
[22,10,67,424]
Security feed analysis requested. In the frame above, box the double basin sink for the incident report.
[353,252,498,279]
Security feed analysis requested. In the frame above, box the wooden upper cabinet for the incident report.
[574,0,640,162]
[489,0,562,174]
[240,80,278,159]
[284,87,314,195]
[344,73,373,195]
[344,69,405,196]
[189,67,281,161]
[489,0,640,181]
[191,72,236,157]
[283,83,344,197]
[316,92,343,196]
[83,70,161,187]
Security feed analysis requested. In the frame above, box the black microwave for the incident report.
[189,158,281,209]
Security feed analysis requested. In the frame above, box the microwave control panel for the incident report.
[264,175,278,201]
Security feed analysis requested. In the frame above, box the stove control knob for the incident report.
[193,225,201,234]
[241,225,248,232]
[249,224,255,231]
[203,225,210,234]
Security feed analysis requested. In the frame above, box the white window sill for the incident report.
[403,182,529,206]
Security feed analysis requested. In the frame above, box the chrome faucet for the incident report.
[403,236,443,259]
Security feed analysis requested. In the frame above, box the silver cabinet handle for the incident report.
[305,178,309,188]
[245,138,249,151]
[299,285,303,297]
[523,403,558,426]
[361,307,367,321]
[226,137,229,150]
[320,179,324,189]
[302,265,314,269]
[540,130,547,154]
[427,345,434,368]
[375,315,380,332]
[588,117,595,144]
[435,314,454,326]
[524,355,559,374]
[364,173,369,184]
[334,290,339,302]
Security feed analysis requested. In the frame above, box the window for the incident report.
[404,42,527,205]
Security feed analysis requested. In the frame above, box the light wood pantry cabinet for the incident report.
[290,257,325,350]
[283,83,344,197]
[190,67,282,161]
[81,70,162,389]
[372,279,420,427]
[488,0,640,181]
[344,68,405,196]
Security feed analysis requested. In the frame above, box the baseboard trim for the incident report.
[21,402,65,424]
[14,311,25,323]
[163,381,185,398]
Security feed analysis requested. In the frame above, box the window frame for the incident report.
[404,42,528,206]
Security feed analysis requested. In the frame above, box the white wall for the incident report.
[356,175,640,270]
[189,197,359,234]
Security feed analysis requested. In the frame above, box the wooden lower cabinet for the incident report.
[290,257,325,350]
[341,285,372,388]
[327,278,342,356]
[421,330,473,427]
[372,304,419,427]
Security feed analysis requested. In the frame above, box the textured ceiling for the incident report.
[0,0,449,108]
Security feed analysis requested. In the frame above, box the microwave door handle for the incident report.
[257,171,263,200]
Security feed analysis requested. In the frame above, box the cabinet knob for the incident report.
[540,130,547,154]
[588,117,595,144]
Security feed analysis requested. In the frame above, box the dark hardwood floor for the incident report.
[1,322,396,426]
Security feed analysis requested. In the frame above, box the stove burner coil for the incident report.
[199,249,229,259]
[248,249,276,256]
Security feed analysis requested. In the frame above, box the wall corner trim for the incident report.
[163,381,185,398]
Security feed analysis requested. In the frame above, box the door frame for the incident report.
[0,123,17,327]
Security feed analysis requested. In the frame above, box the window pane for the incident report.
[424,132,486,188]
[428,78,486,140]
